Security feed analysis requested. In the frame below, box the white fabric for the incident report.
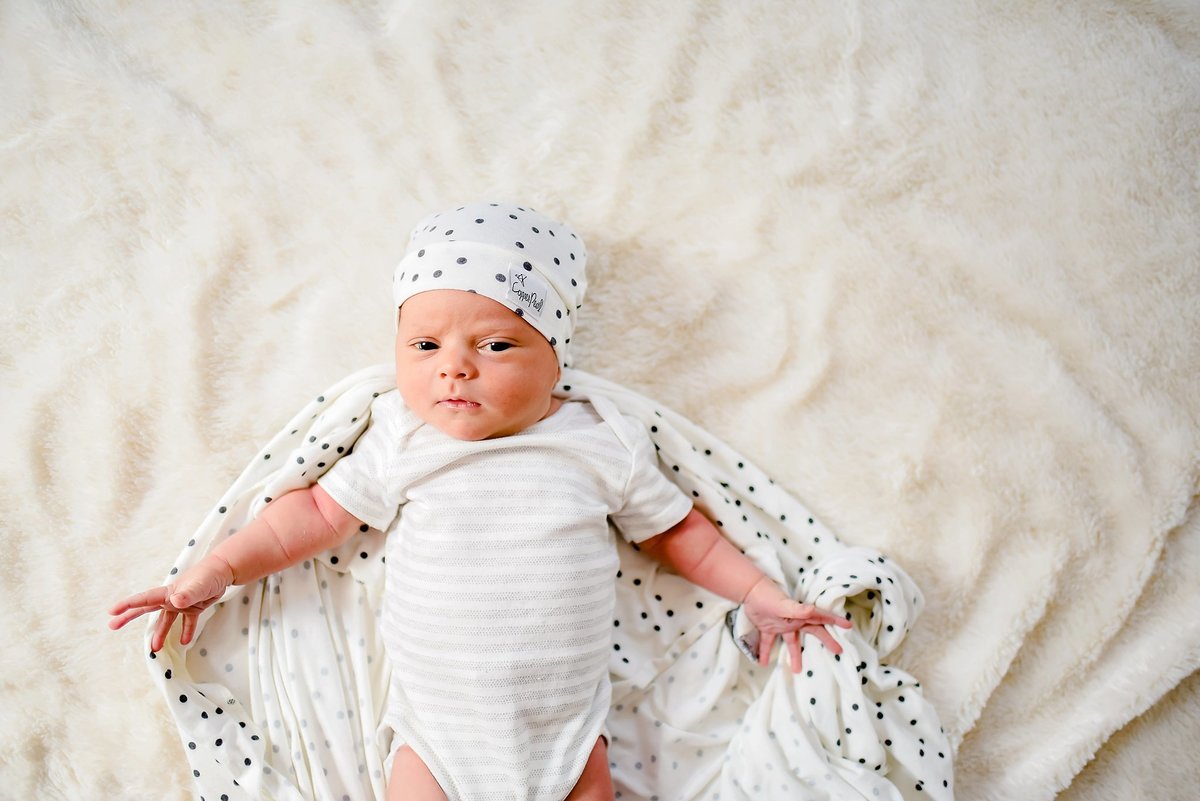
[316,394,692,800]
[142,364,953,801]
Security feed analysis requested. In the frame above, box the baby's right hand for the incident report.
[108,555,235,652]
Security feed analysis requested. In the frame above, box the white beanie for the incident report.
[393,201,588,368]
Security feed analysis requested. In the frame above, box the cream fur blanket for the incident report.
[1,1,1197,800]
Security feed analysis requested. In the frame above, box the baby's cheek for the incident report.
[394,372,429,412]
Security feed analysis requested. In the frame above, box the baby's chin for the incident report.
[417,409,516,441]
[432,422,495,441]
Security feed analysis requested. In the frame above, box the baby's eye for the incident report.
[413,341,438,351]
[484,342,513,352]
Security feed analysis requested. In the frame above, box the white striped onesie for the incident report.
[318,391,692,800]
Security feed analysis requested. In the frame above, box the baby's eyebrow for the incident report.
[473,320,529,336]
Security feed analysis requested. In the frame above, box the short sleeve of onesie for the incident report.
[608,413,694,543]
[318,393,411,531]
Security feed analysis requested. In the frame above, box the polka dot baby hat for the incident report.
[393,201,588,367]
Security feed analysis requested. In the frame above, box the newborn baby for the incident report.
[110,201,850,801]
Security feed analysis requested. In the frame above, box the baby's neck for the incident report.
[541,396,564,421]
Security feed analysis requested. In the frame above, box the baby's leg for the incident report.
[565,737,613,801]
[387,745,448,801]
[386,737,611,801]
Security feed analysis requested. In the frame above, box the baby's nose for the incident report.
[438,350,476,379]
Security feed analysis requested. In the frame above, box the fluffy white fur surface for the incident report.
[1,1,1197,799]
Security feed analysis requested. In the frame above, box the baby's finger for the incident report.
[757,631,774,666]
[784,631,803,673]
[830,612,853,629]
[108,605,157,631]
[805,625,844,656]
[787,603,852,629]
[169,588,193,609]
[151,610,177,653]
[179,613,198,646]
[797,604,851,628]
[108,587,170,616]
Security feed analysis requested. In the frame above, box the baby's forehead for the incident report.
[398,289,537,334]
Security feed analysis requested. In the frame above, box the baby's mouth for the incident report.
[439,398,481,409]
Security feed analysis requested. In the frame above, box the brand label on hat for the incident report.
[507,266,548,319]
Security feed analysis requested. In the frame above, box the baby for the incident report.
[110,201,851,801]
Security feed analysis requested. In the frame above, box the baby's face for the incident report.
[395,290,561,441]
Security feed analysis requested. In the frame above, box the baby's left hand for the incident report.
[741,578,852,672]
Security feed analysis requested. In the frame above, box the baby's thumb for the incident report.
[168,583,198,608]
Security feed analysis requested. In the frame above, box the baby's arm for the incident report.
[638,507,851,671]
[109,485,364,652]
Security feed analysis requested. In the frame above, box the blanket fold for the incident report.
[149,364,952,800]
